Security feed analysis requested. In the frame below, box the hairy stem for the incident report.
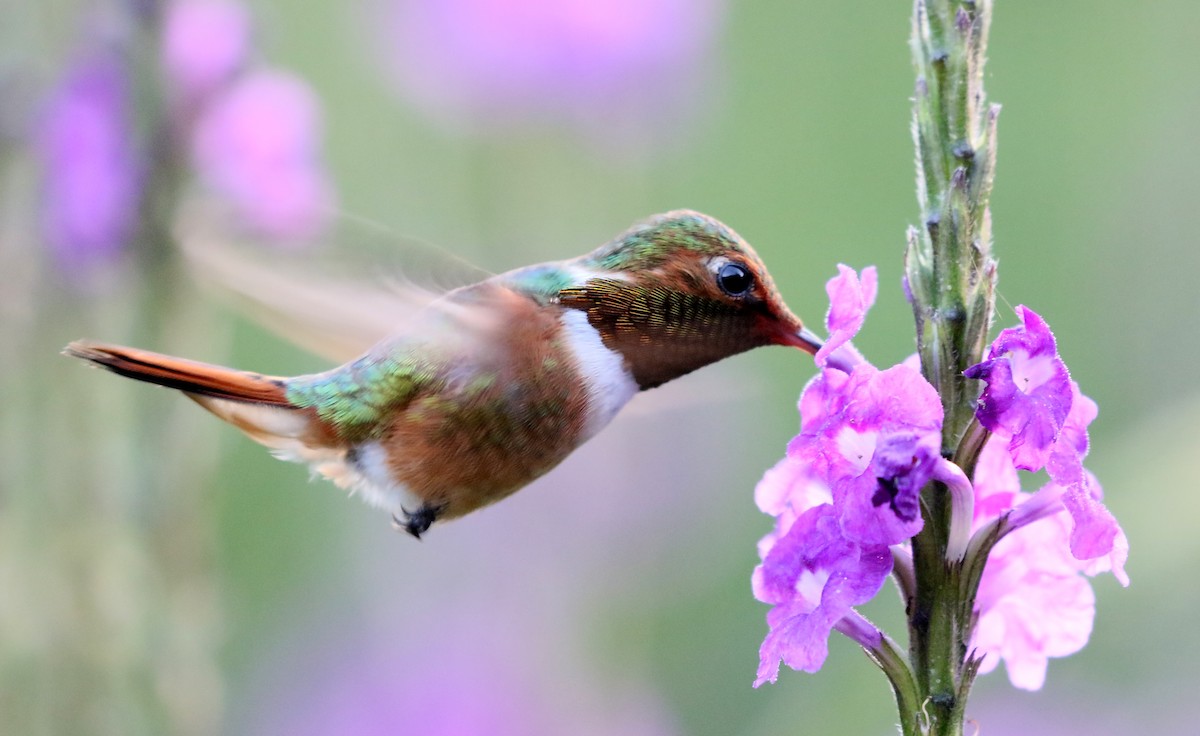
[906,0,998,452]
[903,1,999,734]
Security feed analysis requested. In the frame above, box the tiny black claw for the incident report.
[392,505,441,540]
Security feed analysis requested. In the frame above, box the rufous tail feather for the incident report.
[62,341,319,453]
[64,341,290,404]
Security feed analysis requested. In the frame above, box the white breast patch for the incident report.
[559,308,639,440]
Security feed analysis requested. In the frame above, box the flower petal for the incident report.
[815,265,876,368]
[964,306,1072,472]
[1060,473,1126,579]
[835,431,936,546]
[972,510,1097,691]
[1046,382,1098,488]
[973,436,1019,524]
[754,505,891,685]
[754,456,832,518]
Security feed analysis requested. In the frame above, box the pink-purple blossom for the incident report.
[190,69,334,240]
[971,492,1111,691]
[754,265,942,684]
[35,54,141,274]
[965,384,1127,687]
[786,267,943,547]
[162,0,253,103]
[966,310,1128,579]
[374,0,721,141]
[754,504,892,685]
[964,306,1072,472]
[754,268,1126,691]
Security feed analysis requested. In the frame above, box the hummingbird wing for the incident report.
[176,203,494,362]
[282,279,521,434]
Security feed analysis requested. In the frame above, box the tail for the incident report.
[65,340,291,405]
[63,340,321,453]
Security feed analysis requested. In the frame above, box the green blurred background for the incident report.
[2,1,1198,734]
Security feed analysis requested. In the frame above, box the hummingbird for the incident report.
[65,210,824,538]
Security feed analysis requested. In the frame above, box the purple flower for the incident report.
[969,308,1128,577]
[251,617,680,735]
[375,0,721,139]
[972,503,1099,691]
[789,363,943,546]
[754,265,947,683]
[753,504,892,685]
[190,69,333,240]
[972,433,1019,523]
[964,306,1072,472]
[752,264,1128,697]
[35,54,141,274]
[753,455,831,558]
[966,416,1128,689]
[815,264,876,369]
[162,0,253,103]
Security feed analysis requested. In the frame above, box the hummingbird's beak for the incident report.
[779,325,824,356]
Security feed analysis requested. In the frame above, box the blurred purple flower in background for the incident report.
[190,69,334,240]
[162,0,253,103]
[376,0,722,140]
[33,0,334,269]
[249,612,679,736]
[35,54,141,275]
[163,0,335,241]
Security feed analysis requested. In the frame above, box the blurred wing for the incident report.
[176,203,494,362]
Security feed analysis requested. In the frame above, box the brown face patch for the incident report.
[561,242,806,389]
[559,280,770,390]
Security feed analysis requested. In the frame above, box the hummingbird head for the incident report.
[564,210,823,389]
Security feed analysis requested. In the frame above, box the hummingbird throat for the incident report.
[559,278,768,390]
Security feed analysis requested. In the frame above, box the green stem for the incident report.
[903,1,1000,734]
[906,0,998,452]
[950,416,990,482]
[876,634,925,736]
[838,613,923,736]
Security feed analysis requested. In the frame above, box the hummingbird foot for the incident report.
[391,504,443,540]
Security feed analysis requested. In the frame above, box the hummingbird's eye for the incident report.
[717,262,754,297]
